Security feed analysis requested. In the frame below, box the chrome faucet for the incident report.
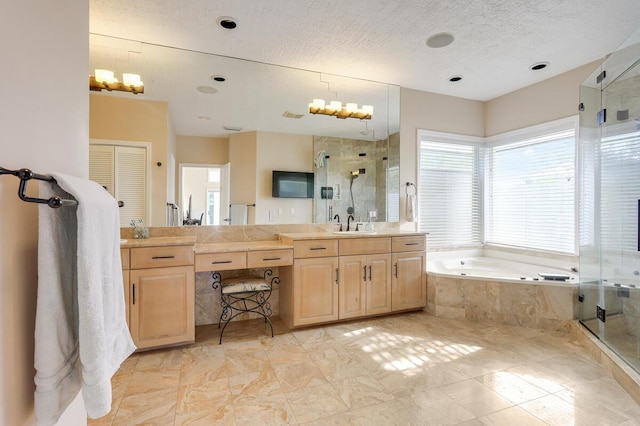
[347,214,355,231]
[333,214,342,231]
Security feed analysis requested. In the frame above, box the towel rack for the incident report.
[0,166,78,208]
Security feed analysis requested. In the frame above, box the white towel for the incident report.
[229,204,248,225]
[35,174,136,425]
[406,193,417,222]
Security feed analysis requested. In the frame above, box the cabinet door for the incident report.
[366,254,392,315]
[293,257,339,326]
[129,265,195,349]
[391,252,426,311]
[339,255,366,319]
[123,269,130,327]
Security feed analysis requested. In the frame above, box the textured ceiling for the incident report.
[88,0,640,137]
[90,0,640,101]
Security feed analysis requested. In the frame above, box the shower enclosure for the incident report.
[579,25,640,373]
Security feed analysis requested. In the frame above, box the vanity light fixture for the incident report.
[308,99,373,120]
[90,69,144,94]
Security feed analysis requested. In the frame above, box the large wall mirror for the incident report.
[89,34,400,226]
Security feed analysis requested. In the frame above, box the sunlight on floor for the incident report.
[346,327,483,373]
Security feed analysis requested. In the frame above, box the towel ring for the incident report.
[406,182,416,196]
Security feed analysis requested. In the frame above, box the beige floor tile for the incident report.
[232,393,296,425]
[125,369,181,396]
[224,349,271,376]
[174,379,235,425]
[273,361,328,392]
[439,379,513,418]
[519,394,593,426]
[476,405,547,426]
[229,367,281,397]
[475,371,549,405]
[315,354,370,382]
[331,374,395,409]
[266,343,312,366]
[113,388,178,425]
[285,382,349,423]
[91,312,640,426]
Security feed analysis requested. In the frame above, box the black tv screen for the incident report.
[272,170,314,198]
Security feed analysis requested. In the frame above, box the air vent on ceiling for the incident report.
[282,111,304,119]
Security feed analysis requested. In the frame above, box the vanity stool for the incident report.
[211,269,278,344]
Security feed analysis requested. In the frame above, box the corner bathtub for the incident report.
[427,256,578,286]
[426,256,579,331]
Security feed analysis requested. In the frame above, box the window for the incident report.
[486,121,576,253]
[418,131,483,248]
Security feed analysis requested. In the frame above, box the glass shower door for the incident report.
[579,25,640,374]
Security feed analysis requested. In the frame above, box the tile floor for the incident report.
[89,312,640,425]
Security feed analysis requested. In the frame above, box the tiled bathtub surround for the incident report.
[427,274,578,332]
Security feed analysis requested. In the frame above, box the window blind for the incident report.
[418,140,482,248]
[487,130,575,253]
[600,130,640,254]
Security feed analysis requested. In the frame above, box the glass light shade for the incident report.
[329,101,342,111]
[95,69,116,84]
[346,103,358,112]
[123,73,143,87]
[362,105,374,115]
[312,99,325,109]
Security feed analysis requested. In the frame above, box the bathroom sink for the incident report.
[333,231,377,235]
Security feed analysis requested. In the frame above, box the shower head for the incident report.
[350,170,360,179]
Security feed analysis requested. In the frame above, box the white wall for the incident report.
[484,60,602,136]
[398,88,485,228]
[1,0,89,425]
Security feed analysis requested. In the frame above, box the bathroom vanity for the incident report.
[119,229,426,350]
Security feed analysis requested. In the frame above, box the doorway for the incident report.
[179,163,230,225]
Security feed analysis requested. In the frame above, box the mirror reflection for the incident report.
[89,34,400,226]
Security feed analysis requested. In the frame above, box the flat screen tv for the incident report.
[272,170,314,198]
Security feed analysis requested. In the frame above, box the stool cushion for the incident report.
[221,277,271,294]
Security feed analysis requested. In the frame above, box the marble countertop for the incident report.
[278,230,427,241]
[195,241,293,254]
[120,235,197,248]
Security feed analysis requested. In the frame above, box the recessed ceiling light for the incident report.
[223,126,243,131]
[211,75,226,82]
[197,86,217,94]
[426,32,455,48]
[530,62,549,71]
[217,16,237,29]
[449,75,463,82]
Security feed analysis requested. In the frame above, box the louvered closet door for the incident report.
[89,144,147,227]
[89,145,115,196]
[115,146,147,227]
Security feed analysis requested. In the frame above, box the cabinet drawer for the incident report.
[121,248,130,270]
[195,251,246,272]
[391,236,426,253]
[131,245,194,269]
[293,239,339,258]
[247,249,293,268]
[339,237,391,256]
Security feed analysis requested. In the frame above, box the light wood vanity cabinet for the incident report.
[281,234,426,328]
[293,257,340,326]
[128,244,195,350]
[391,236,427,311]
[121,248,130,326]
[339,238,392,319]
